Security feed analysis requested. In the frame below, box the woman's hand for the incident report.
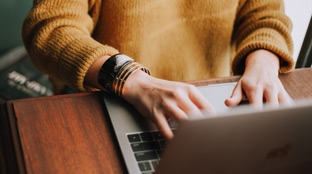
[225,49,292,108]
[122,70,215,140]
[85,55,214,140]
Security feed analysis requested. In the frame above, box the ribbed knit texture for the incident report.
[22,0,294,92]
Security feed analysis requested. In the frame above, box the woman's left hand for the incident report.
[225,49,292,108]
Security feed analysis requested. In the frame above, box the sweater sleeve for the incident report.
[231,0,294,75]
[22,0,119,92]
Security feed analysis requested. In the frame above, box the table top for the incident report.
[1,68,312,174]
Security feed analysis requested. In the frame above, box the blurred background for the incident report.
[0,0,52,100]
[0,0,32,55]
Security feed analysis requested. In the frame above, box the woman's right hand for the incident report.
[122,70,215,140]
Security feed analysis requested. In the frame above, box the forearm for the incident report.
[84,55,110,90]
[22,0,118,91]
[232,0,294,75]
[245,49,280,75]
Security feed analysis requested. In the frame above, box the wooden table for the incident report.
[1,68,312,174]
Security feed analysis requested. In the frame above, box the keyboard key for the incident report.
[138,162,152,171]
[127,133,141,142]
[151,160,159,170]
[156,150,163,157]
[135,151,159,161]
[140,132,154,141]
[131,141,161,152]
[158,139,167,149]
[152,131,164,140]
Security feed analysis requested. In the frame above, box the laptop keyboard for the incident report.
[127,130,175,174]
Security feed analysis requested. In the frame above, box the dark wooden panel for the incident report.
[0,101,21,173]
[279,68,312,100]
[12,92,126,174]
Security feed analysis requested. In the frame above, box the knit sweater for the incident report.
[22,0,294,92]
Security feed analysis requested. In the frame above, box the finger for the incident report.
[163,98,205,121]
[225,82,243,107]
[278,90,293,106]
[180,88,216,118]
[275,81,293,106]
[155,113,174,140]
[244,85,263,109]
[188,87,215,113]
[177,100,204,119]
[170,86,214,118]
[263,87,279,107]
[162,101,189,121]
[179,100,201,116]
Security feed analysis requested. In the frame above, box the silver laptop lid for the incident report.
[156,99,312,174]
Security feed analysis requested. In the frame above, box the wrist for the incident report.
[84,55,111,90]
[245,49,280,73]
[98,54,150,96]
[122,70,153,99]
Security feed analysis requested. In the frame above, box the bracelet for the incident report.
[98,54,133,93]
[113,62,150,96]
[98,54,150,96]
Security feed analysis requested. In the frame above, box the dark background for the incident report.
[0,0,32,55]
[0,1,54,101]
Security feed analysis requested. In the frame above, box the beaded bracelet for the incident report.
[98,54,150,96]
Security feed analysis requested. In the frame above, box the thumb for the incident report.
[225,82,243,107]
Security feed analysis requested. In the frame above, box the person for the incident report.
[22,0,295,140]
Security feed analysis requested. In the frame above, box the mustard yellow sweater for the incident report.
[22,0,294,92]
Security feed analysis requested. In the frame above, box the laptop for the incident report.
[103,82,312,174]
[156,99,312,174]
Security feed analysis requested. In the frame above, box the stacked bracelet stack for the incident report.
[98,54,150,96]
